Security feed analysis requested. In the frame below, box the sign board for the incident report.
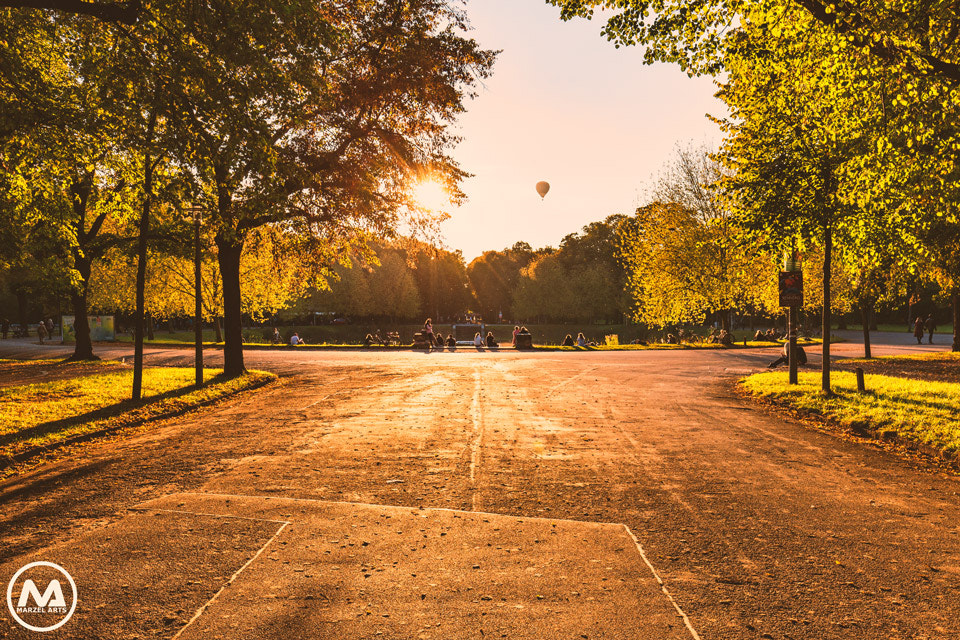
[62,315,115,342]
[778,272,803,307]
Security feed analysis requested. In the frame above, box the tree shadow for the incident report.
[1,379,223,450]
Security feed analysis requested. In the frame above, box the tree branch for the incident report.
[0,0,141,23]
[795,0,960,83]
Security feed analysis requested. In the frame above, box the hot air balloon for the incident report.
[535,181,550,199]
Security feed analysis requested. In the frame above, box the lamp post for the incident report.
[186,203,204,388]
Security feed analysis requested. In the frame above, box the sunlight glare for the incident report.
[413,179,451,212]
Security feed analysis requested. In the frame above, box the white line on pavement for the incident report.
[623,524,702,640]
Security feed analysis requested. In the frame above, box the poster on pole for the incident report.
[778,272,803,307]
[62,315,116,342]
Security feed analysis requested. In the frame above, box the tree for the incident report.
[412,246,474,321]
[0,0,140,24]
[548,0,960,85]
[549,0,960,356]
[1,10,138,360]
[511,217,628,323]
[468,242,535,321]
[162,0,494,377]
[620,148,777,329]
[90,227,306,330]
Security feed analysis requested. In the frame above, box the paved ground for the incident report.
[0,335,958,639]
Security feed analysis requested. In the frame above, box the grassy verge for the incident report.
[740,370,960,458]
[0,365,275,472]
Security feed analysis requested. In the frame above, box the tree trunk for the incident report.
[132,130,155,401]
[953,291,959,353]
[822,222,832,394]
[216,232,246,377]
[861,300,872,359]
[66,255,97,361]
[14,287,28,334]
[146,314,154,341]
[720,309,731,332]
[214,317,222,343]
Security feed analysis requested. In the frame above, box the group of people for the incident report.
[0,318,54,341]
[913,315,937,344]
[753,327,781,341]
[418,319,533,349]
[561,332,596,347]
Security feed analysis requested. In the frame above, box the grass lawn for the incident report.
[741,370,960,456]
[0,361,275,471]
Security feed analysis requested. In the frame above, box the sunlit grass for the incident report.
[741,371,960,454]
[0,366,275,463]
[844,351,960,364]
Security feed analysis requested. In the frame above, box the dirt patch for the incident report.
[0,359,128,388]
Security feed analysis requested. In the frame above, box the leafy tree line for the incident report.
[291,239,473,323]
[0,1,496,389]
[552,0,960,393]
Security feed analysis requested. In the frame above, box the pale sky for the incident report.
[440,0,725,260]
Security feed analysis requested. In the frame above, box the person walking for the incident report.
[913,316,925,345]
[37,321,48,344]
[925,314,937,344]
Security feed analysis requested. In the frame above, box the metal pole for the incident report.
[194,208,203,388]
[788,305,798,385]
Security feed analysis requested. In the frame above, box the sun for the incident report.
[412,178,451,212]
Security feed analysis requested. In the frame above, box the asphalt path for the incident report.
[0,333,957,639]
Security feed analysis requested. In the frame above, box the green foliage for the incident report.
[619,149,777,327]
[512,217,628,322]
[468,242,537,320]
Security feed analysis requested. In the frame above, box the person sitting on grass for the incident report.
[290,332,305,346]
[718,329,732,346]
[562,334,575,347]
[767,342,807,368]
[363,333,376,347]
[473,332,484,348]
[485,331,498,348]
[435,332,445,347]
[445,334,456,347]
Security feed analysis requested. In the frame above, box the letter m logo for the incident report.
[17,579,66,608]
